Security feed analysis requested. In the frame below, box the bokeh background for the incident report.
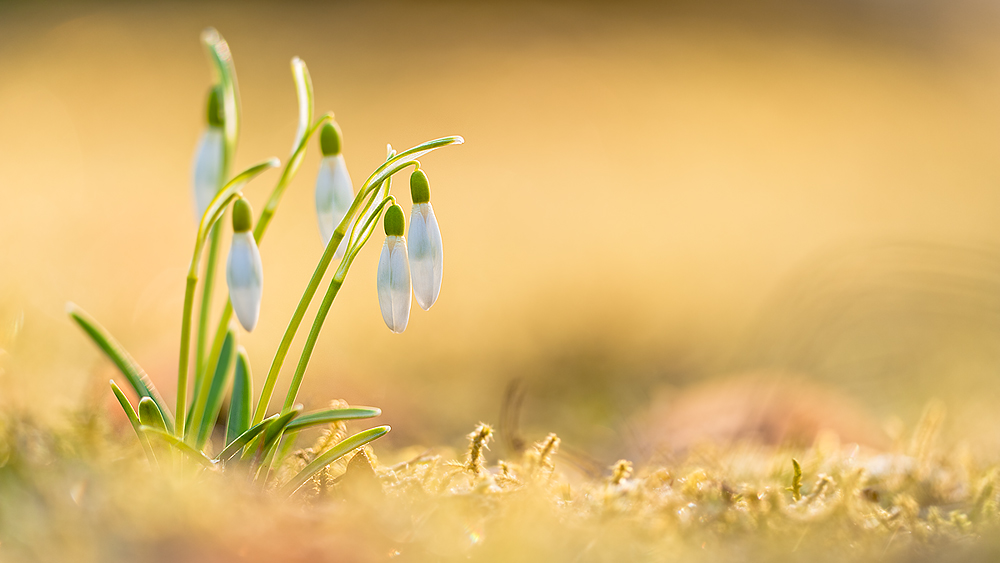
[4,0,1000,465]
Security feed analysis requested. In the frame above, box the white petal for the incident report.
[227,232,264,332]
[314,155,354,257]
[407,203,443,310]
[376,236,411,333]
[191,126,225,222]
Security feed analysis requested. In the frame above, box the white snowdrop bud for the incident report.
[227,198,263,332]
[407,170,443,310]
[191,86,226,221]
[377,205,411,333]
[315,121,353,258]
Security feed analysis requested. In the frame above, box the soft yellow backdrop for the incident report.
[3,2,1000,458]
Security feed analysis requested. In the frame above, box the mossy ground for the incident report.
[0,404,998,562]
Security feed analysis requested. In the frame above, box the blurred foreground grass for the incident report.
[2,402,1000,562]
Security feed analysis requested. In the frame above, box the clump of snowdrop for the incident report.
[314,121,354,258]
[407,170,444,311]
[377,204,411,334]
[68,28,462,491]
[226,197,263,332]
[191,86,226,221]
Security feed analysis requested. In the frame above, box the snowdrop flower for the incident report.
[191,86,226,221]
[377,204,410,333]
[315,121,354,258]
[407,170,443,310]
[227,197,263,332]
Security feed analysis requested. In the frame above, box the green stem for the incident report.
[195,224,223,387]
[249,137,463,424]
[250,227,346,424]
[281,277,344,413]
[281,196,396,412]
[176,276,198,438]
[201,116,334,404]
[204,301,233,393]
[176,158,281,439]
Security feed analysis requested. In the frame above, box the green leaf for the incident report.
[110,380,155,460]
[249,407,301,483]
[226,346,252,446]
[140,426,217,469]
[201,28,240,168]
[273,430,300,476]
[193,326,237,448]
[280,425,390,496]
[284,407,381,433]
[290,57,314,154]
[261,408,300,453]
[137,397,167,433]
[70,304,174,433]
[215,413,279,463]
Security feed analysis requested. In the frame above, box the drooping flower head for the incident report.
[315,121,354,257]
[407,169,443,311]
[191,85,226,221]
[377,204,411,333]
[227,197,263,332]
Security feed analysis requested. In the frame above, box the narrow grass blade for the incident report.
[71,304,174,433]
[261,408,300,453]
[110,380,155,461]
[178,159,279,440]
[249,407,301,483]
[137,397,167,433]
[195,28,241,412]
[202,28,240,165]
[285,407,381,433]
[216,413,278,463]
[140,426,217,469]
[290,57,314,154]
[280,426,390,497]
[226,346,252,446]
[192,326,237,448]
[274,430,299,473]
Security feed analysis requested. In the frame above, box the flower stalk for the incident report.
[176,158,280,439]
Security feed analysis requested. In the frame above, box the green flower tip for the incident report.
[320,121,343,156]
[410,169,431,204]
[207,85,224,127]
[232,197,254,233]
[384,204,405,237]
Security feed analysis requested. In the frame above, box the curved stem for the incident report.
[258,115,333,237]
[280,276,344,413]
[176,159,280,438]
[350,176,390,249]
[249,223,348,424]
[201,115,334,397]
[249,137,463,424]
[281,196,396,411]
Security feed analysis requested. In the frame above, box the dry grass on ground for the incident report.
[1,404,999,562]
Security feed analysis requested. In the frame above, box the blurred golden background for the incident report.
[4,1,1000,463]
